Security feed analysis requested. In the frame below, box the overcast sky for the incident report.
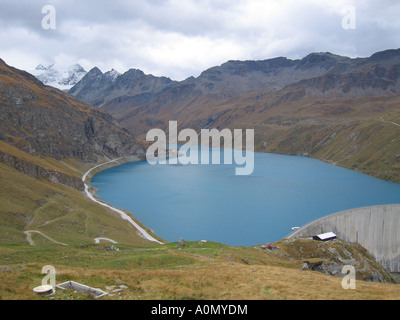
[0,0,399,80]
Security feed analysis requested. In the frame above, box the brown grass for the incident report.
[2,259,400,300]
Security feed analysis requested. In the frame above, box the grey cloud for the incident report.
[0,0,399,80]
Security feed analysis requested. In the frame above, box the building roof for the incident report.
[314,232,337,241]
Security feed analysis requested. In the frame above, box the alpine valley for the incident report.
[1,49,400,300]
[70,48,400,182]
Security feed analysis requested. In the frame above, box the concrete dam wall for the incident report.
[286,204,400,272]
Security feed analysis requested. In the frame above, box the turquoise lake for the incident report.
[91,148,400,246]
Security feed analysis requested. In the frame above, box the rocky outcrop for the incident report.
[274,238,397,283]
[0,150,84,190]
[300,257,392,283]
[69,66,175,108]
[68,67,118,107]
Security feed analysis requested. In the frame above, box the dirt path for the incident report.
[23,231,34,246]
[23,230,68,246]
[94,237,118,244]
[380,115,400,127]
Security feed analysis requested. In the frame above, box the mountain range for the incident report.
[69,49,400,182]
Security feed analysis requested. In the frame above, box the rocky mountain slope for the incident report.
[69,67,174,108]
[70,48,400,182]
[71,49,400,116]
[0,59,143,164]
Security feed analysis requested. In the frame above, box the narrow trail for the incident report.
[82,158,164,244]
[24,231,34,246]
[23,230,68,246]
[380,115,400,127]
[94,237,118,244]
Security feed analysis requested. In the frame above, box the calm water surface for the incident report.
[91,148,400,246]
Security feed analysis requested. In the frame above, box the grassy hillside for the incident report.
[2,153,399,300]
[0,159,157,247]
[1,238,400,300]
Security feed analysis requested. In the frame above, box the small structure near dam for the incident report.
[286,204,400,273]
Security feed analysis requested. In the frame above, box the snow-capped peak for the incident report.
[35,64,54,71]
[104,68,121,81]
[28,63,87,91]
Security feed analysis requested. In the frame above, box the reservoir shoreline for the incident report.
[84,148,400,247]
[82,155,165,244]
